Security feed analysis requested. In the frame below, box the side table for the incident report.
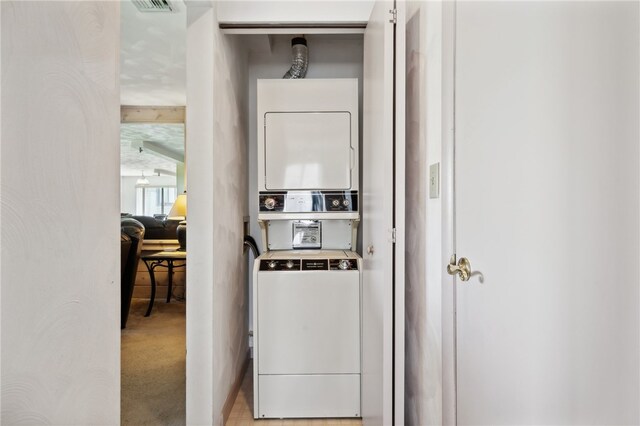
[141,250,186,317]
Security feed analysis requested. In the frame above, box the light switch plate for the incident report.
[429,163,440,199]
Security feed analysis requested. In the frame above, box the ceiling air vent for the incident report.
[132,0,173,12]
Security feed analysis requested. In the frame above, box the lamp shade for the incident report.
[167,193,187,220]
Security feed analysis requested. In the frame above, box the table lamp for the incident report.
[168,192,187,251]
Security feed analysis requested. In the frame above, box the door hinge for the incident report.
[389,8,397,24]
[390,228,397,243]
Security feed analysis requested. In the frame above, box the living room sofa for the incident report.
[122,215,180,240]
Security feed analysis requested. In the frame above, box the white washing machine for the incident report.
[252,250,362,419]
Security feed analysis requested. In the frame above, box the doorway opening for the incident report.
[119,1,187,424]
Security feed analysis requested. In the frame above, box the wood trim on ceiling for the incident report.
[121,105,186,124]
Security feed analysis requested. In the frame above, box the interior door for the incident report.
[362,1,405,424]
[453,2,639,424]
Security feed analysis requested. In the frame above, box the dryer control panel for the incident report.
[259,191,358,213]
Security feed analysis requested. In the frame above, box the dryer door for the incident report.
[264,112,353,190]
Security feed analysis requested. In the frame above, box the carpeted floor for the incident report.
[121,298,186,426]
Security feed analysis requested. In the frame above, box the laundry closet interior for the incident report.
[186,2,404,424]
[247,33,365,421]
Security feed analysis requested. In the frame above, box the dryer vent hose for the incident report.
[283,37,308,79]
[244,235,260,258]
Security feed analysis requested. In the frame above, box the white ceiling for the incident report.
[120,123,185,177]
[120,0,186,106]
[120,0,187,177]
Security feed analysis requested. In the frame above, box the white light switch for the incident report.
[429,163,440,199]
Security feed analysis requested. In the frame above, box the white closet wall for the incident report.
[186,4,250,425]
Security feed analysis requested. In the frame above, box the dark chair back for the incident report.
[121,233,132,276]
[121,218,145,329]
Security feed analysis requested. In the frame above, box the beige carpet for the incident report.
[121,298,186,426]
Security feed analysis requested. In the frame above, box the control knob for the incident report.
[268,261,277,269]
[286,260,295,269]
[343,199,350,207]
[338,259,351,270]
[332,199,341,207]
[264,197,276,210]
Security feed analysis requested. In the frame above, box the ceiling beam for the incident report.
[121,105,186,123]
[154,168,177,177]
[130,140,185,163]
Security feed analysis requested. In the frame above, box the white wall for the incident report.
[121,177,138,215]
[246,34,364,342]
[1,1,120,424]
[120,175,178,215]
[211,27,249,426]
[177,162,186,194]
[186,3,249,425]
[186,4,215,424]
[423,2,445,424]
[404,2,445,425]
[404,5,426,424]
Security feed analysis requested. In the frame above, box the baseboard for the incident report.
[222,349,251,425]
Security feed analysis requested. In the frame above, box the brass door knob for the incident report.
[447,255,472,281]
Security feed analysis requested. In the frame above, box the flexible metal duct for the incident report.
[283,37,308,79]
[244,235,260,258]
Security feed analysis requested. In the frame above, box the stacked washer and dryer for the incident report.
[253,79,362,419]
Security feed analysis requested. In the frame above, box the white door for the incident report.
[452,2,639,424]
[362,1,405,424]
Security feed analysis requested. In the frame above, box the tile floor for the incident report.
[226,363,362,426]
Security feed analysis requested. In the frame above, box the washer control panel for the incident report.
[329,259,358,271]
[259,257,358,271]
[259,259,302,271]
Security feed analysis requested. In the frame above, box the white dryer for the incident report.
[257,79,359,193]
[252,250,362,419]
